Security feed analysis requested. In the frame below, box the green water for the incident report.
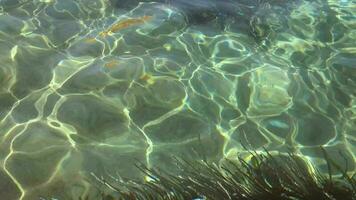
[0,0,355,199]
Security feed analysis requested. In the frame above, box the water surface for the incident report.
[0,0,355,199]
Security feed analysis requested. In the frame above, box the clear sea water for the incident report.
[0,0,355,199]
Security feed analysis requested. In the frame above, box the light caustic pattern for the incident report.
[0,0,355,199]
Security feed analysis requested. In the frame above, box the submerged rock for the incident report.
[109,0,300,36]
[247,65,292,117]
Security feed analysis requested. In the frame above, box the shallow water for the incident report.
[0,0,355,199]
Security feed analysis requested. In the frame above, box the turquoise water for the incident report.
[0,0,355,199]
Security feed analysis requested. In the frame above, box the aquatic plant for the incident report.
[93,148,356,200]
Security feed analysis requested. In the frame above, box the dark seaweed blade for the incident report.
[319,148,356,200]
[94,149,355,200]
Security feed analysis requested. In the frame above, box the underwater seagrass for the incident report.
[91,148,356,200]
